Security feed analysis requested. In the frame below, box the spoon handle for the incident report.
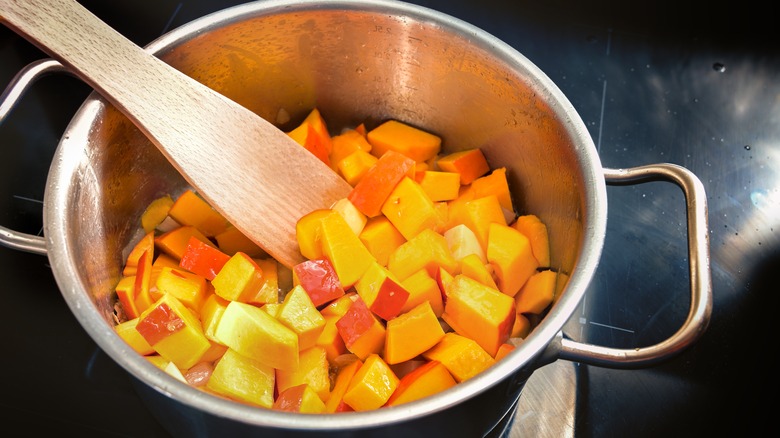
[1,0,352,268]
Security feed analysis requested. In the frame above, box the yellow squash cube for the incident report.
[214,301,299,370]
[487,223,540,297]
[277,285,326,351]
[417,170,461,202]
[114,317,154,355]
[387,228,458,281]
[381,177,443,240]
[384,301,445,364]
[343,354,399,411]
[358,216,407,267]
[276,346,331,403]
[400,268,444,317]
[211,252,265,303]
[422,332,496,382]
[366,119,441,163]
[320,210,375,288]
[207,348,275,408]
[515,269,558,314]
[154,267,207,312]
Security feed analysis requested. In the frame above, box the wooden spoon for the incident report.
[0,0,352,268]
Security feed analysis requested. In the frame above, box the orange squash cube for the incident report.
[154,225,213,260]
[116,275,140,319]
[343,354,399,411]
[338,149,378,186]
[347,150,416,218]
[287,108,333,167]
[114,317,154,355]
[454,195,507,251]
[354,261,410,321]
[295,208,331,261]
[441,275,515,357]
[471,167,514,212]
[381,176,444,240]
[168,189,229,237]
[135,293,211,369]
[494,343,516,361]
[358,216,407,267]
[387,228,458,282]
[384,301,445,364]
[422,332,496,382]
[436,148,490,185]
[335,297,386,361]
[459,253,498,290]
[273,384,327,414]
[154,266,207,312]
[512,214,551,268]
[276,285,326,351]
[320,211,375,288]
[417,170,461,202]
[366,119,441,163]
[214,301,299,370]
[276,346,331,403]
[511,312,532,338]
[400,268,444,317]
[207,348,275,408]
[132,249,155,316]
[330,129,373,171]
[385,360,456,407]
[178,236,231,281]
[325,358,362,413]
[211,252,265,302]
[515,269,557,314]
[214,225,264,257]
[320,291,358,318]
[486,223,540,297]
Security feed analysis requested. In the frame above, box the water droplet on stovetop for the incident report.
[744,145,751,150]
[713,62,726,72]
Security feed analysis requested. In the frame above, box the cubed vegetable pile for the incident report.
[112,108,559,413]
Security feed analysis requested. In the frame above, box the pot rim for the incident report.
[43,0,607,431]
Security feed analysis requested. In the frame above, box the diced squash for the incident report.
[331,197,367,236]
[135,293,211,369]
[319,291,358,318]
[451,195,507,252]
[338,149,379,187]
[381,176,444,240]
[320,211,375,288]
[400,268,444,318]
[316,316,347,362]
[347,150,416,218]
[168,189,229,237]
[471,168,514,213]
[293,258,345,307]
[441,275,515,357]
[385,360,456,407]
[247,258,279,305]
[343,354,399,411]
[154,266,208,312]
[358,216,406,267]
[494,343,515,361]
[330,129,373,170]
[486,223,539,297]
[214,225,264,257]
[366,120,442,163]
[387,228,458,281]
[515,270,557,314]
[207,348,275,408]
[511,312,532,338]
[459,253,498,290]
[354,261,410,321]
[199,293,230,343]
[179,237,231,281]
[422,332,495,382]
[436,148,490,185]
[512,214,550,268]
[335,297,386,360]
[214,301,299,370]
[276,346,331,403]
[123,231,155,277]
[140,195,174,234]
[116,275,139,319]
[276,285,326,351]
[384,301,445,364]
[114,317,154,355]
[444,224,485,263]
[295,209,331,261]
[211,252,265,302]
[325,358,362,413]
[417,170,461,202]
[287,108,333,167]
[133,250,155,315]
[155,226,212,261]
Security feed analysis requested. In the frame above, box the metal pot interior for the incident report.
[43,0,606,433]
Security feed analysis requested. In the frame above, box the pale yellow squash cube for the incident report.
[207,348,275,408]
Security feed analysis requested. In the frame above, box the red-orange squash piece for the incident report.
[385,360,456,407]
[335,297,386,361]
[347,150,416,218]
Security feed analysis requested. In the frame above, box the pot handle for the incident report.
[0,58,70,256]
[555,163,712,368]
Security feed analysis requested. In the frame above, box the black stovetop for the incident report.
[1,1,775,436]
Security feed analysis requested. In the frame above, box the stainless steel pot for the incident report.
[0,0,712,436]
